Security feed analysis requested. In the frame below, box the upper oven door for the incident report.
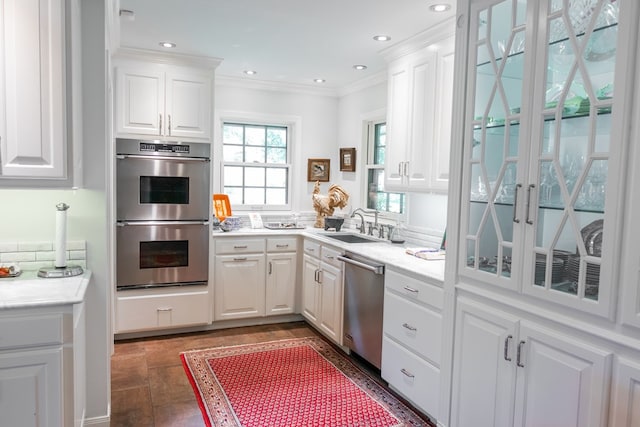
[116,154,210,221]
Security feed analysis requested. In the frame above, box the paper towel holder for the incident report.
[38,203,84,279]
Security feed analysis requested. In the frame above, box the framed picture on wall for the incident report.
[340,148,356,172]
[307,158,330,182]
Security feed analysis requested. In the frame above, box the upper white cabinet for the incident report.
[114,50,219,141]
[0,0,81,182]
[451,0,634,318]
[383,27,455,193]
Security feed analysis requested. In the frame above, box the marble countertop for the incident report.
[0,270,91,310]
[212,227,445,283]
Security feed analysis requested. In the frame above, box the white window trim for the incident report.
[214,111,302,212]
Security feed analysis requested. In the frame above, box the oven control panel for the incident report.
[139,142,190,154]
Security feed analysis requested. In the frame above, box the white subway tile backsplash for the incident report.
[0,240,86,271]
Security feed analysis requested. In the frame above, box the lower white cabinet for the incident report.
[214,237,297,321]
[610,358,640,427]
[301,240,344,345]
[0,303,85,427]
[382,268,443,418]
[450,298,612,427]
[116,286,210,333]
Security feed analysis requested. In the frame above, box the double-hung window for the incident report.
[222,122,290,210]
[365,121,405,214]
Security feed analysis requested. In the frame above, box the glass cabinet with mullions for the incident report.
[459,0,626,317]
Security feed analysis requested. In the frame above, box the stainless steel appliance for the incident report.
[116,138,210,221]
[116,138,211,290]
[339,252,385,369]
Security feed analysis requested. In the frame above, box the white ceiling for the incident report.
[117,0,456,91]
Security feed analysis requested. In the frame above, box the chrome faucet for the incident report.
[350,208,366,234]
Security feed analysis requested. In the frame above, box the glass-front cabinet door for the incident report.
[459,0,626,317]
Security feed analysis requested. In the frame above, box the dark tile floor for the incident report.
[111,322,319,426]
[110,321,435,427]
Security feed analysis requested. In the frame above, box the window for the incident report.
[365,121,405,214]
[222,122,290,210]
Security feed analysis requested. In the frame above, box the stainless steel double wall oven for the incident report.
[116,138,210,290]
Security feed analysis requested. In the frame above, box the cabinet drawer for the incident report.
[266,237,298,252]
[385,268,443,309]
[320,245,342,268]
[0,314,64,349]
[216,238,265,254]
[116,287,210,333]
[304,239,320,257]
[382,336,440,417]
[383,290,442,365]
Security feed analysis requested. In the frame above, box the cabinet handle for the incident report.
[307,248,316,252]
[398,162,403,176]
[400,368,415,378]
[156,307,172,312]
[268,261,272,275]
[402,323,417,332]
[317,270,323,283]
[159,113,163,135]
[168,114,172,136]
[325,255,334,260]
[276,244,289,248]
[234,245,248,249]
[517,340,526,367]
[525,184,535,225]
[314,269,319,282]
[403,286,419,294]
[512,184,522,223]
[504,335,513,361]
[233,257,247,261]
[404,161,409,177]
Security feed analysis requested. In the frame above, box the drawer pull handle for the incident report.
[402,323,417,332]
[307,248,316,252]
[403,286,419,293]
[234,245,248,249]
[276,244,289,248]
[325,255,334,259]
[233,257,247,261]
[157,307,172,312]
[400,368,415,378]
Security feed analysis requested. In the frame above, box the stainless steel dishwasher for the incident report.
[338,251,385,369]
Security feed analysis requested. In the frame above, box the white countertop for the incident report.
[0,270,91,310]
[212,227,445,283]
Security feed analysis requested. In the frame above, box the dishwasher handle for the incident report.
[337,255,384,275]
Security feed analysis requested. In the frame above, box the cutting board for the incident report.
[213,194,232,221]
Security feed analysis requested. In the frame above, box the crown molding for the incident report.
[113,46,223,69]
[379,16,456,63]
[337,71,387,97]
[215,74,339,97]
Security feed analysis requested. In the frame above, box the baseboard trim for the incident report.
[83,414,110,426]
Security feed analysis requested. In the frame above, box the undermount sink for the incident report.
[320,233,382,244]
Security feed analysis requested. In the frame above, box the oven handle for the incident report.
[117,221,209,226]
[116,154,210,162]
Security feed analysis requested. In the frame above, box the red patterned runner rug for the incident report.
[181,336,430,427]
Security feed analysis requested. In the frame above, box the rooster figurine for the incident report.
[312,181,349,228]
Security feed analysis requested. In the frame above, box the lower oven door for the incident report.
[116,221,209,289]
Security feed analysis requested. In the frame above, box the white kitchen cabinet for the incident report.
[0,303,86,427]
[116,285,210,333]
[382,268,443,418]
[383,29,455,193]
[215,253,266,321]
[301,239,344,345]
[450,298,611,427]
[114,55,215,141]
[214,237,298,320]
[610,358,640,427]
[0,0,82,182]
[265,237,297,316]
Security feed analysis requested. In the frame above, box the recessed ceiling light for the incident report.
[353,65,368,71]
[159,41,176,48]
[429,4,451,12]
[244,70,257,75]
[373,35,391,42]
[314,79,326,83]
